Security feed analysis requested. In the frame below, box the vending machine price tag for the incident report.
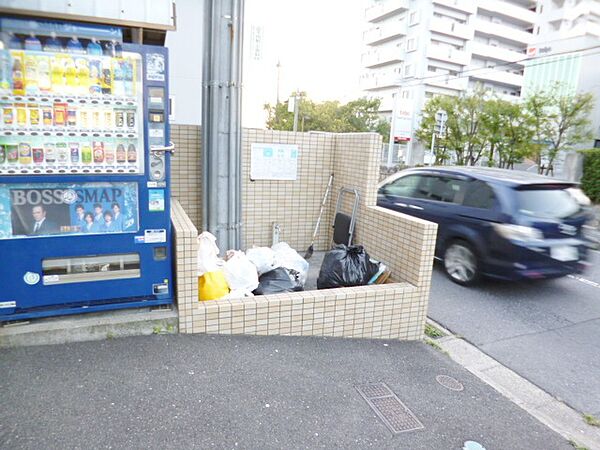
[144,229,166,243]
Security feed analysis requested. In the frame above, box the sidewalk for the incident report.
[0,334,573,449]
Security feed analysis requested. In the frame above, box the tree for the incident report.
[525,86,594,175]
[264,95,389,139]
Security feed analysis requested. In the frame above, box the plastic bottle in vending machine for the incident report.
[64,57,77,94]
[44,143,56,164]
[101,59,112,95]
[37,54,51,93]
[102,40,116,57]
[78,107,89,129]
[93,141,104,163]
[104,141,115,164]
[51,56,65,91]
[11,50,25,95]
[127,143,137,163]
[116,143,126,163]
[19,143,32,164]
[24,33,42,51]
[24,52,39,95]
[0,145,5,164]
[112,59,124,97]
[69,142,80,163]
[6,144,19,163]
[88,59,102,95]
[43,33,63,52]
[86,39,103,56]
[56,142,69,164]
[16,104,27,127]
[76,58,90,96]
[0,42,11,94]
[66,37,85,55]
[32,146,44,164]
[123,58,134,97]
[104,109,113,131]
[81,143,92,164]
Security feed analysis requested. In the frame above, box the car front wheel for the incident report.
[443,240,480,286]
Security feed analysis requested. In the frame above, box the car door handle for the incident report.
[394,202,408,208]
[408,204,424,210]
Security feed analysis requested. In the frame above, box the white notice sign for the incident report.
[250,143,299,180]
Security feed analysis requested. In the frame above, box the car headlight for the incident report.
[493,223,544,241]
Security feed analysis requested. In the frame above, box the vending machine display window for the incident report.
[42,253,141,285]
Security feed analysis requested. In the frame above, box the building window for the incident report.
[404,64,413,77]
[406,38,417,52]
[409,11,420,26]
[401,90,410,99]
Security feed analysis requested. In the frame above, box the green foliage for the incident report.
[416,83,594,170]
[580,149,600,203]
[425,323,445,338]
[264,95,389,140]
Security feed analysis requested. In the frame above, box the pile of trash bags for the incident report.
[197,232,309,301]
[316,244,383,290]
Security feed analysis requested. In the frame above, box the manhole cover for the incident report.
[356,382,424,434]
[436,375,464,391]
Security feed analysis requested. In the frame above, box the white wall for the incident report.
[165,0,204,125]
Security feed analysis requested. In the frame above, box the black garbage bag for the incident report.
[253,267,304,295]
[317,245,380,289]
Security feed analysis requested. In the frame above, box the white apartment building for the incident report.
[361,0,537,164]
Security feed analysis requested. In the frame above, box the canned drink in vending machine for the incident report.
[44,143,56,163]
[104,110,113,131]
[67,108,77,127]
[3,106,14,126]
[115,110,124,128]
[70,142,80,163]
[92,109,101,129]
[81,144,92,164]
[19,143,32,164]
[54,103,67,126]
[28,104,40,127]
[93,141,104,163]
[126,111,135,129]
[32,146,44,164]
[42,107,53,127]
[78,108,89,129]
[6,144,19,163]
[56,142,69,164]
[16,104,27,127]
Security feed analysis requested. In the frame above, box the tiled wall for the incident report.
[170,128,438,341]
[171,125,202,229]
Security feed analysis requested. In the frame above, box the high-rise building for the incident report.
[361,0,537,164]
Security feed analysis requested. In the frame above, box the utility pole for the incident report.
[387,92,397,167]
[292,89,300,132]
[202,0,245,252]
[276,60,281,104]
[431,109,447,166]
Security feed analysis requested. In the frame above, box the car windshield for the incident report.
[516,188,581,219]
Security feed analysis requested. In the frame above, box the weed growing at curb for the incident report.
[569,439,589,450]
[583,413,600,427]
[425,338,449,355]
[425,323,445,339]
[152,326,163,334]
[106,331,115,340]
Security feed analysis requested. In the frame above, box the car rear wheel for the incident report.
[443,240,480,286]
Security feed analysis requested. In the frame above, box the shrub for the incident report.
[580,149,600,203]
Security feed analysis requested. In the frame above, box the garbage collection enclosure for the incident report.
[170,127,437,340]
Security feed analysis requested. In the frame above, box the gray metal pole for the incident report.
[202,0,244,253]
[293,91,299,132]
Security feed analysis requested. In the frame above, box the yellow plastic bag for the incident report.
[199,270,230,301]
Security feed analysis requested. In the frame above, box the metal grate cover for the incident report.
[356,382,424,434]
[436,375,464,392]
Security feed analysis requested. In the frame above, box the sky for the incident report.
[244,0,365,104]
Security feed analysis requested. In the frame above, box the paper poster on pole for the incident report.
[250,143,299,180]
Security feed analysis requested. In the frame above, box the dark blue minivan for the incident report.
[377,167,593,285]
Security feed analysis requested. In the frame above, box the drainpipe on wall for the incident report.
[202,0,244,253]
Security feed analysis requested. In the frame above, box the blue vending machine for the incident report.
[0,18,174,321]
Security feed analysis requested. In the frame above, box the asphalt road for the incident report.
[428,249,600,418]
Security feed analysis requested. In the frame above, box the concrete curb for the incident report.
[427,318,600,450]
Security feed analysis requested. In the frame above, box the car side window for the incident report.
[417,176,468,203]
[382,175,422,197]
[462,180,496,209]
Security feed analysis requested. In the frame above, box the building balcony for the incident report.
[473,19,533,45]
[362,47,405,68]
[430,17,474,40]
[426,45,471,66]
[477,0,537,26]
[546,1,600,24]
[432,0,477,15]
[469,68,524,87]
[364,21,407,45]
[361,74,401,91]
[424,72,469,91]
[471,41,526,63]
[365,0,409,23]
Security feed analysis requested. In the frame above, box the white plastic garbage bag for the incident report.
[272,242,309,286]
[197,231,221,276]
[246,247,278,275]
[223,250,259,292]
